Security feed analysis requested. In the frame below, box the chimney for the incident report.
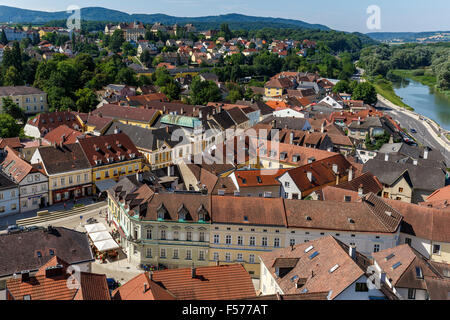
[320,123,324,133]
[423,148,429,160]
[348,168,353,182]
[357,117,361,125]
[149,272,153,281]
[191,266,196,278]
[349,245,356,260]
[307,171,312,182]
[167,165,171,177]
[384,153,389,162]
[144,283,148,293]
[413,159,418,166]
[199,110,203,119]
[114,126,120,134]
[21,271,30,282]
[358,184,363,197]
[290,132,294,144]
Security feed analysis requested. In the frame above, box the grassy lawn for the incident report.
[370,77,414,110]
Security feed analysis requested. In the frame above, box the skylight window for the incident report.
[392,262,402,269]
[309,251,319,260]
[304,245,314,253]
[329,264,339,273]
[385,253,395,261]
[290,275,299,282]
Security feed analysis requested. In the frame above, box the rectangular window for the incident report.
[285,181,289,187]
[405,238,412,246]
[355,283,368,292]
[77,175,81,183]
[160,248,166,258]
[160,230,166,240]
[199,250,205,261]
[290,238,295,246]
[399,187,404,193]
[213,252,219,261]
[433,244,441,255]
[199,232,205,242]
[249,254,255,263]
[274,238,280,247]
[214,234,219,244]
[250,236,255,246]
[237,236,243,245]
[60,178,65,186]
[146,248,152,258]
[186,249,192,260]
[408,288,416,300]
[173,248,179,259]
[186,231,192,241]
[225,252,231,262]
[237,253,243,261]
[133,245,137,255]
[68,176,73,184]
[146,229,152,240]
[262,237,268,247]
[11,204,17,210]
[84,173,89,181]
[373,244,380,253]
[226,235,232,244]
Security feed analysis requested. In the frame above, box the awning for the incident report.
[89,231,113,242]
[95,179,117,192]
[84,223,108,233]
[94,239,120,252]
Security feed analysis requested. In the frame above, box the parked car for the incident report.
[86,218,97,224]
[7,225,23,234]
[410,128,417,134]
[107,278,119,290]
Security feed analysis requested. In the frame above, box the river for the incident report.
[392,78,450,131]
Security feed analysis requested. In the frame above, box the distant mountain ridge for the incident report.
[0,5,329,30]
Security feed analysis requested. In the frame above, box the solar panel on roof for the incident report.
[392,262,402,269]
[309,251,319,259]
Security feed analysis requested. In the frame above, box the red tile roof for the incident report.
[112,272,176,300]
[1,146,34,183]
[235,168,289,187]
[92,104,159,124]
[27,111,83,134]
[259,236,369,299]
[6,256,110,300]
[77,133,143,167]
[149,264,255,300]
[0,137,23,149]
[43,125,87,145]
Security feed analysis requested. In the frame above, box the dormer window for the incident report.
[197,204,209,222]
[130,153,135,159]
[177,204,189,221]
[157,203,168,220]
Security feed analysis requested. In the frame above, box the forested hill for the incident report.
[0,5,329,30]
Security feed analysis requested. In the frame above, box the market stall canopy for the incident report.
[84,223,108,234]
[94,239,120,252]
[89,231,113,242]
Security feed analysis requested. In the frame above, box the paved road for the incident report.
[376,100,450,166]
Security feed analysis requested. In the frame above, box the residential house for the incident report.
[259,236,387,299]
[24,111,83,138]
[0,86,48,115]
[372,244,450,300]
[30,143,92,205]
[363,155,446,203]
[112,264,255,300]
[0,226,94,292]
[264,78,295,97]
[42,125,87,145]
[92,104,161,129]
[6,256,110,300]
[1,147,49,211]
[0,171,19,216]
[384,199,450,264]
[277,154,353,199]
[78,133,144,194]
[347,117,385,141]
[230,169,289,198]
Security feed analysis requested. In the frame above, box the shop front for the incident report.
[52,184,93,203]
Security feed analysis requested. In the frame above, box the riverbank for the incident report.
[369,77,414,111]
[392,69,450,98]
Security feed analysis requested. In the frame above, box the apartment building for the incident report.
[0,86,48,115]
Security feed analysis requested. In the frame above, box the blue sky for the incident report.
[1,0,450,33]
